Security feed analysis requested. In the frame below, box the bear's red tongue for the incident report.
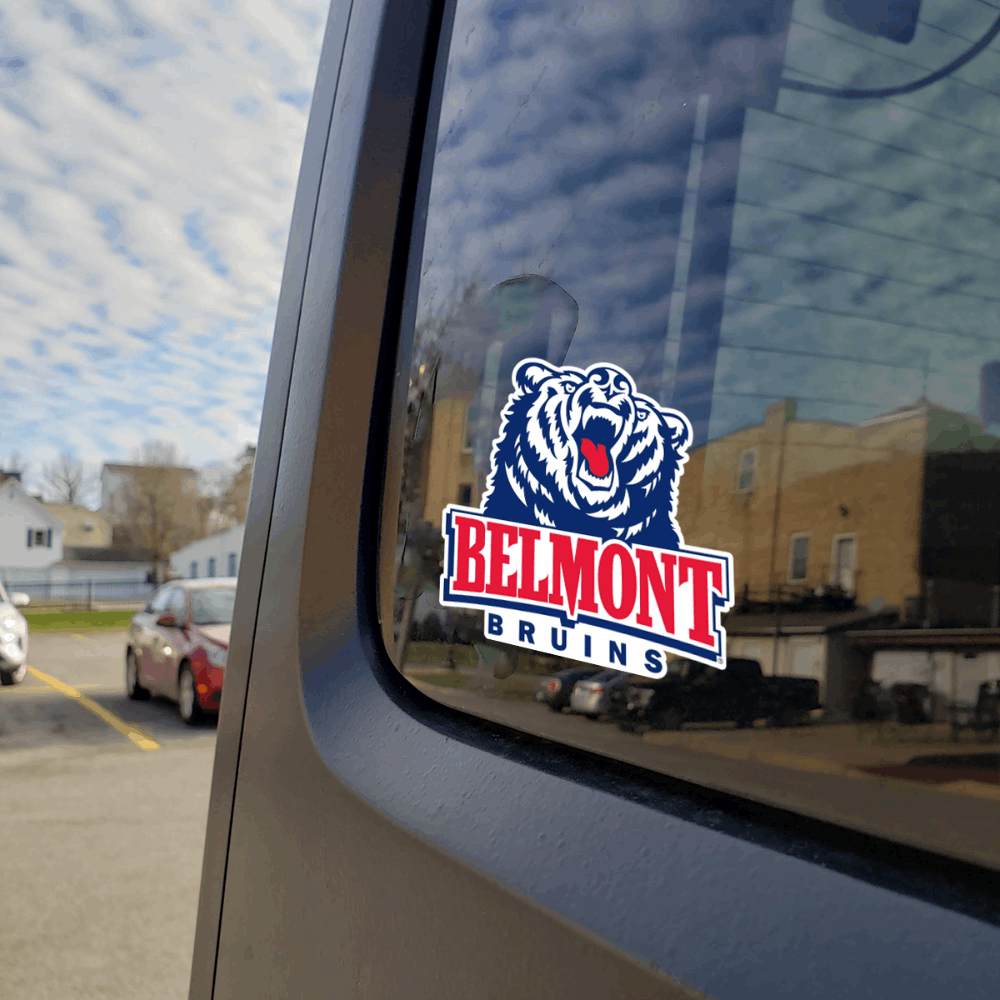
[580,438,609,477]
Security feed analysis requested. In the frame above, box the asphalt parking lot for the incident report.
[0,631,217,1000]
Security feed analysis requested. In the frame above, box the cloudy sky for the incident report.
[1,0,327,482]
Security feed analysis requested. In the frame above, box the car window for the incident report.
[167,588,188,622]
[146,586,173,615]
[384,0,1000,872]
[190,587,237,626]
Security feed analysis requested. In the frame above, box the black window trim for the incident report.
[191,2,1000,997]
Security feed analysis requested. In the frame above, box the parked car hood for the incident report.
[198,624,231,648]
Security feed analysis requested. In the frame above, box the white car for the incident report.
[0,580,30,685]
[568,670,625,719]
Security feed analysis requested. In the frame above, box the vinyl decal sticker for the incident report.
[440,360,734,675]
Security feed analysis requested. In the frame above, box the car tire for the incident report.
[178,663,204,726]
[0,662,27,686]
[735,713,756,729]
[547,703,563,713]
[768,707,799,729]
[656,707,683,731]
[125,649,150,701]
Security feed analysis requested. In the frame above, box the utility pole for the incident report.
[768,401,793,675]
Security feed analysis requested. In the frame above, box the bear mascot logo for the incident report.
[481,359,693,548]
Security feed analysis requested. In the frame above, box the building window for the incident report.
[228,552,237,577]
[789,534,809,582]
[736,449,755,492]
[207,557,217,578]
[831,534,857,594]
[462,403,476,453]
[458,483,473,506]
[190,561,198,579]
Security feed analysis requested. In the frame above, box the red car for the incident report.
[125,578,236,724]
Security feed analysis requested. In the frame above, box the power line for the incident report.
[782,12,1000,100]
[761,105,1000,197]
[722,391,882,409]
[730,244,1000,312]
[736,193,1000,267]
[718,337,959,376]
[722,291,1000,352]
[743,148,1000,245]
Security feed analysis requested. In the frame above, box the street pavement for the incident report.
[0,631,217,1000]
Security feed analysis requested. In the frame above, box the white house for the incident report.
[169,524,245,581]
[0,473,65,575]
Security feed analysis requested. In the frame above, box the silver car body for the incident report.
[0,580,30,682]
[569,674,616,717]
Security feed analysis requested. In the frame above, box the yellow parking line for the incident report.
[1,682,102,695]
[26,667,160,751]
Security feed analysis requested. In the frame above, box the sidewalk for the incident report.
[643,722,1000,801]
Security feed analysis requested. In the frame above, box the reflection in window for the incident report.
[832,535,856,594]
[789,535,809,582]
[387,0,1000,872]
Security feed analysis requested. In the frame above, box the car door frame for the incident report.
[189,2,1000,998]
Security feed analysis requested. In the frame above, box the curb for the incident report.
[642,732,1000,801]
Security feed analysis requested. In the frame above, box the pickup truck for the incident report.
[608,657,821,732]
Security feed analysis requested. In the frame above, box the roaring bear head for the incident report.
[481,359,693,548]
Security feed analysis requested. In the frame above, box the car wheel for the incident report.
[768,708,800,729]
[656,707,684,731]
[0,661,27,686]
[547,702,563,713]
[178,663,204,726]
[735,713,756,729]
[125,650,150,701]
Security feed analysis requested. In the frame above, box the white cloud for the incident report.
[1,0,327,477]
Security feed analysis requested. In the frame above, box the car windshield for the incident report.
[190,588,237,626]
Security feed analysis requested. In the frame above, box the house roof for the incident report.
[0,477,65,529]
[860,395,986,431]
[102,462,197,475]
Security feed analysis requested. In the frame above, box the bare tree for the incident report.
[220,443,255,526]
[193,444,256,534]
[126,440,202,581]
[41,452,92,505]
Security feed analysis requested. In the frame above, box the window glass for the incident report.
[789,535,809,581]
[207,557,217,578]
[387,0,1000,871]
[228,552,238,577]
[736,449,756,491]
[147,586,173,615]
[190,587,237,626]
[190,561,198,579]
[166,588,187,622]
